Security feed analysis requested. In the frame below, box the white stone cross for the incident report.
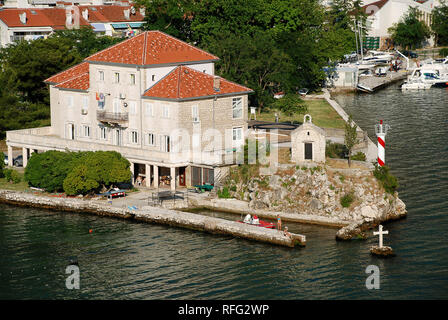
[373,225,389,248]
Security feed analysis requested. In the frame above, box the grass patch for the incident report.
[257,99,345,129]
[340,192,354,208]
[0,169,29,192]
[373,164,399,194]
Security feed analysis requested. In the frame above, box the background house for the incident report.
[361,0,437,49]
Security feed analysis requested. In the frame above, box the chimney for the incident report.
[213,76,221,92]
[82,9,89,21]
[139,7,146,17]
[19,12,27,25]
[66,10,73,26]
[123,9,130,20]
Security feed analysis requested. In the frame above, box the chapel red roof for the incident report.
[143,66,253,100]
[85,31,219,66]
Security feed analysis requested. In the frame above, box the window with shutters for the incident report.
[144,103,153,117]
[162,106,169,118]
[192,105,199,123]
[232,97,242,119]
[82,96,88,113]
[66,95,74,108]
[129,101,137,115]
[147,133,155,146]
[130,130,138,144]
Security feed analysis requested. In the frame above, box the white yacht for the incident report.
[407,68,448,87]
[361,51,394,64]
[401,80,432,90]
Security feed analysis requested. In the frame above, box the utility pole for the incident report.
[354,19,359,59]
[358,20,364,60]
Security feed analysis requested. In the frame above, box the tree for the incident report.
[344,115,358,167]
[135,0,358,110]
[272,94,308,117]
[24,150,77,192]
[388,7,431,50]
[432,0,448,46]
[0,37,82,104]
[25,150,132,194]
[63,164,99,196]
[50,27,122,58]
[0,152,4,178]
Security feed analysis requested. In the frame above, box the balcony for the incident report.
[97,110,128,125]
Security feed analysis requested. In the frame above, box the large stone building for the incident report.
[6,31,253,190]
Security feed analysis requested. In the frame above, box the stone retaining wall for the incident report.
[0,190,305,248]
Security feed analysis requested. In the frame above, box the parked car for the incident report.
[3,153,8,166]
[13,155,23,167]
[402,50,418,58]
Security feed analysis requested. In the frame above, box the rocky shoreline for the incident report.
[216,162,407,240]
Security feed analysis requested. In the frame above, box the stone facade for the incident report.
[291,115,326,164]
[6,32,252,190]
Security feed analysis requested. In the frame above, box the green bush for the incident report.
[0,153,4,178]
[10,170,21,184]
[24,150,77,192]
[326,142,348,159]
[3,168,21,184]
[340,192,354,208]
[3,168,13,181]
[24,150,131,194]
[63,164,99,196]
[373,163,399,194]
[351,151,366,161]
[218,187,232,199]
[439,48,448,57]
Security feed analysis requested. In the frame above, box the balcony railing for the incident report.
[97,111,128,123]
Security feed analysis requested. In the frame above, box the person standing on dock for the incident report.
[277,214,282,231]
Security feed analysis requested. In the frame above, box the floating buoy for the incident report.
[89,229,93,234]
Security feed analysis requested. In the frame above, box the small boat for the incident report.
[298,88,309,96]
[356,84,374,93]
[238,214,275,229]
[401,80,432,90]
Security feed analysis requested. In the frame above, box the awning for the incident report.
[111,23,128,29]
[91,23,106,32]
[111,22,145,29]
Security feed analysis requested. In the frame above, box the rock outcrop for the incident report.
[219,163,407,239]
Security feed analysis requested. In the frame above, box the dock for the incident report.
[0,190,306,248]
[357,71,408,93]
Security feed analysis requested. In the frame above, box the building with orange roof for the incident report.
[0,3,145,47]
[6,31,254,190]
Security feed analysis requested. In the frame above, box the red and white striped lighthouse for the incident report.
[375,120,390,167]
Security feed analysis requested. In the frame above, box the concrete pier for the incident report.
[0,190,306,248]
[357,71,408,93]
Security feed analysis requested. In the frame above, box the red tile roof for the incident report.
[55,72,90,91]
[80,5,145,23]
[143,66,253,100]
[0,8,90,28]
[362,0,389,15]
[86,31,219,66]
[45,62,89,85]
